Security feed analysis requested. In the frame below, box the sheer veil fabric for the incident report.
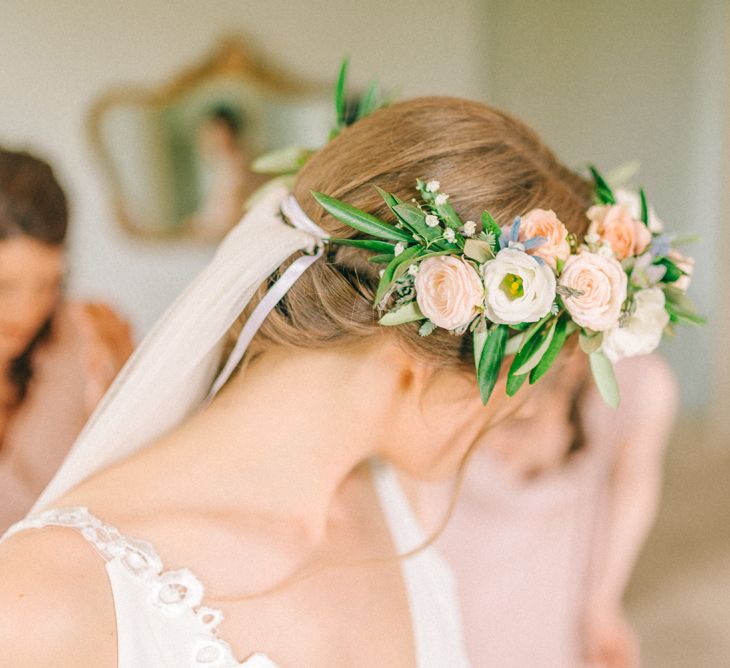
[32,186,318,511]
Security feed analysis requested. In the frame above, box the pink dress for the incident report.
[427,415,616,667]
[0,305,89,531]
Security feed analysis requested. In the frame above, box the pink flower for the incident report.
[559,252,628,331]
[518,208,570,269]
[587,203,652,260]
[415,256,484,330]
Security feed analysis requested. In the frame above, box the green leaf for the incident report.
[639,188,650,227]
[356,80,380,120]
[368,254,394,264]
[512,318,557,376]
[664,300,707,326]
[379,301,425,326]
[473,326,487,368]
[506,368,528,396]
[589,351,620,408]
[589,165,617,205]
[481,210,502,249]
[579,330,604,354]
[464,239,494,263]
[477,324,509,405]
[393,203,443,243]
[374,245,422,306]
[312,192,412,242]
[374,186,401,209]
[251,146,314,175]
[435,200,464,233]
[334,57,349,127]
[530,317,569,383]
[654,257,683,283]
[328,238,395,253]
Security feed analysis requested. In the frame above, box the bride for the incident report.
[0,97,693,667]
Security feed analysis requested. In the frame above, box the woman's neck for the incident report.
[142,345,405,542]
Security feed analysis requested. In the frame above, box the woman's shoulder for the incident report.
[0,523,117,666]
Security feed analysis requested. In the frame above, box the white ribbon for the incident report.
[206,195,327,400]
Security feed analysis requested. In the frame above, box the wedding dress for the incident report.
[0,188,471,667]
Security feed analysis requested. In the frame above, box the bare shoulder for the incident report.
[0,527,117,666]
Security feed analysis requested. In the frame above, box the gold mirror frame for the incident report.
[88,36,329,241]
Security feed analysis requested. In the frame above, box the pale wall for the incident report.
[0,0,485,332]
[482,0,728,410]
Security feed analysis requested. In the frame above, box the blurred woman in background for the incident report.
[0,148,133,531]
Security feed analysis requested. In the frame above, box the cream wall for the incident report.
[0,0,485,332]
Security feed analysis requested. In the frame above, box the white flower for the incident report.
[482,248,556,325]
[463,220,477,237]
[426,179,440,193]
[615,188,665,233]
[408,263,420,276]
[601,288,669,362]
[443,228,456,243]
[584,232,600,245]
[435,193,449,206]
[425,214,440,228]
[394,242,406,256]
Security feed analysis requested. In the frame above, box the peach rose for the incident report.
[559,252,628,331]
[587,203,652,260]
[415,256,484,330]
[519,208,571,269]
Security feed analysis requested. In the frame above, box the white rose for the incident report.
[482,248,556,325]
[615,188,665,233]
[601,288,669,362]
[415,256,484,330]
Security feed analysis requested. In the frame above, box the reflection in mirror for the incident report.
[89,37,331,241]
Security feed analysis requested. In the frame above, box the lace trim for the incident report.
[3,507,277,668]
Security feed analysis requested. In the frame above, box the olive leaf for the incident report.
[374,245,422,305]
[512,318,558,377]
[579,330,603,354]
[589,165,617,205]
[639,188,650,227]
[393,203,444,243]
[589,351,620,408]
[379,301,425,326]
[328,238,396,253]
[476,324,509,405]
[530,316,569,383]
[312,192,412,243]
[464,239,494,263]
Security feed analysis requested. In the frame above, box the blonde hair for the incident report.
[230,96,592,367]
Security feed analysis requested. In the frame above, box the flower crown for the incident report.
[312,169,703,407]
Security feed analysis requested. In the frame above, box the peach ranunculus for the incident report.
[587,203,652,260]
[518,208,571,269]
[559,251,628,331]
[415,255,484,330]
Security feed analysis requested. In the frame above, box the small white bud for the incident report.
[408,263,419,276]
[394,242,406,256]
[584,232,600,245]
[463,220,477,237]
[443,228,456,243]
[435,193,449,206]
[425,214,440,228]
[425,179,440,193]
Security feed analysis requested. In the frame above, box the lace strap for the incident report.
[1,506,164,578]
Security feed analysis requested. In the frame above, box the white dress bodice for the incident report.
[1,459,470,667]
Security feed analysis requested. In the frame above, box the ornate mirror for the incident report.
[89,37,330,241]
